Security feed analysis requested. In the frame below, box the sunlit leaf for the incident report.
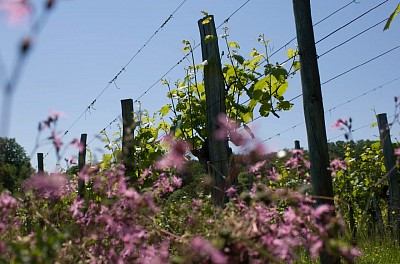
[205,35,217,43]
[160,104,171,117]
[228,41,240,49]
[259,103,272,117]
[384,3,400,30]
[286,48,296,59]
[202,16,212,25]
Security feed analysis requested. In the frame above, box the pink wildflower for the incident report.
[226,186,237,197]
[156,135,190,172]
[49,110,67,120]
[266,167,280,181]
[395,148,400,156]
[192,236,227,264]
[49,130,63,152]
[23,173,69,199]
[153,173,182,195]
[249,160,266,173]
[69,138,85,152]
[192,199,202,212]
[331,118,346,130]
[328,158,348,177]
[214,113,245,146]
[0,0,31,25]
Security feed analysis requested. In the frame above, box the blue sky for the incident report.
[0,0,399,171]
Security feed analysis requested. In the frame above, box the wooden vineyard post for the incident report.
[377,113,400,240]
[294,140,301,150]
[294,140,301,184]
[198,15,229,206]
[121,99,135,178]
[292,1,339,263]
[78,133,87,198]
[37,153,44,173]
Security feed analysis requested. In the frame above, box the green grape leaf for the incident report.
[286,48,296,59]
[240,111,253,123]
[160,104,171,117]
[228,41,240,49]
[233,54,245,65]
[259,103,272,117]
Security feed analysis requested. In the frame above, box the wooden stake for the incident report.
[78,133,87,198]
[37,153,44,173]
[198,15,229,205]
[292,1,339,263]
[377,113,400,240]
[121,99,135,178]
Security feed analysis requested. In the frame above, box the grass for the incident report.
[293,235,400,263]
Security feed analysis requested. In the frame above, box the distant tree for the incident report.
[0,137,33,193]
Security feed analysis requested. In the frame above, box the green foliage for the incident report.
[163,32,299,159]
[330,140,388,237]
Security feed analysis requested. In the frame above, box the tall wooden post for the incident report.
[377,113,400,239]
[78,133,87,198]
[294,140,301,150]
[198,15,229,205]
[294,140,301,184]
[121,99,135,178]
[292,1,339,263]
[37,153,44,173]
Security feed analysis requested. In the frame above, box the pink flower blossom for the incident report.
[328,158,348,177]
[226,186,237,197]
[49,110,67,120]
[285,149,310,170]
[266,167,280,181]
[49,130,63,152]
[214,113,246,146]
[156,135,190,172]
[331,118,346,130]
[249,160,266,173]
[192,236,227,264]
[153,173,182,195]
[192,199,202,212]
[0,0,31,25]
[22,173,69,199]
[69,138,85,152]
[395,148,400,156]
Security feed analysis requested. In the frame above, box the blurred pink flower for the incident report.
[49,110,67,119]
[395,148,400,156]
[69,138,84,152]
[225,186,237,197]
[0,0,31,25]
[49,130,63,152]
[153,173,182,195]
[192,199,202,212]
[249,160,266,173]
[328,158,348,177]
[214,113,245,146]
[192,236,227,264]
[332,118,345,130]
[23,173,69,199]
[156,135,190,172]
